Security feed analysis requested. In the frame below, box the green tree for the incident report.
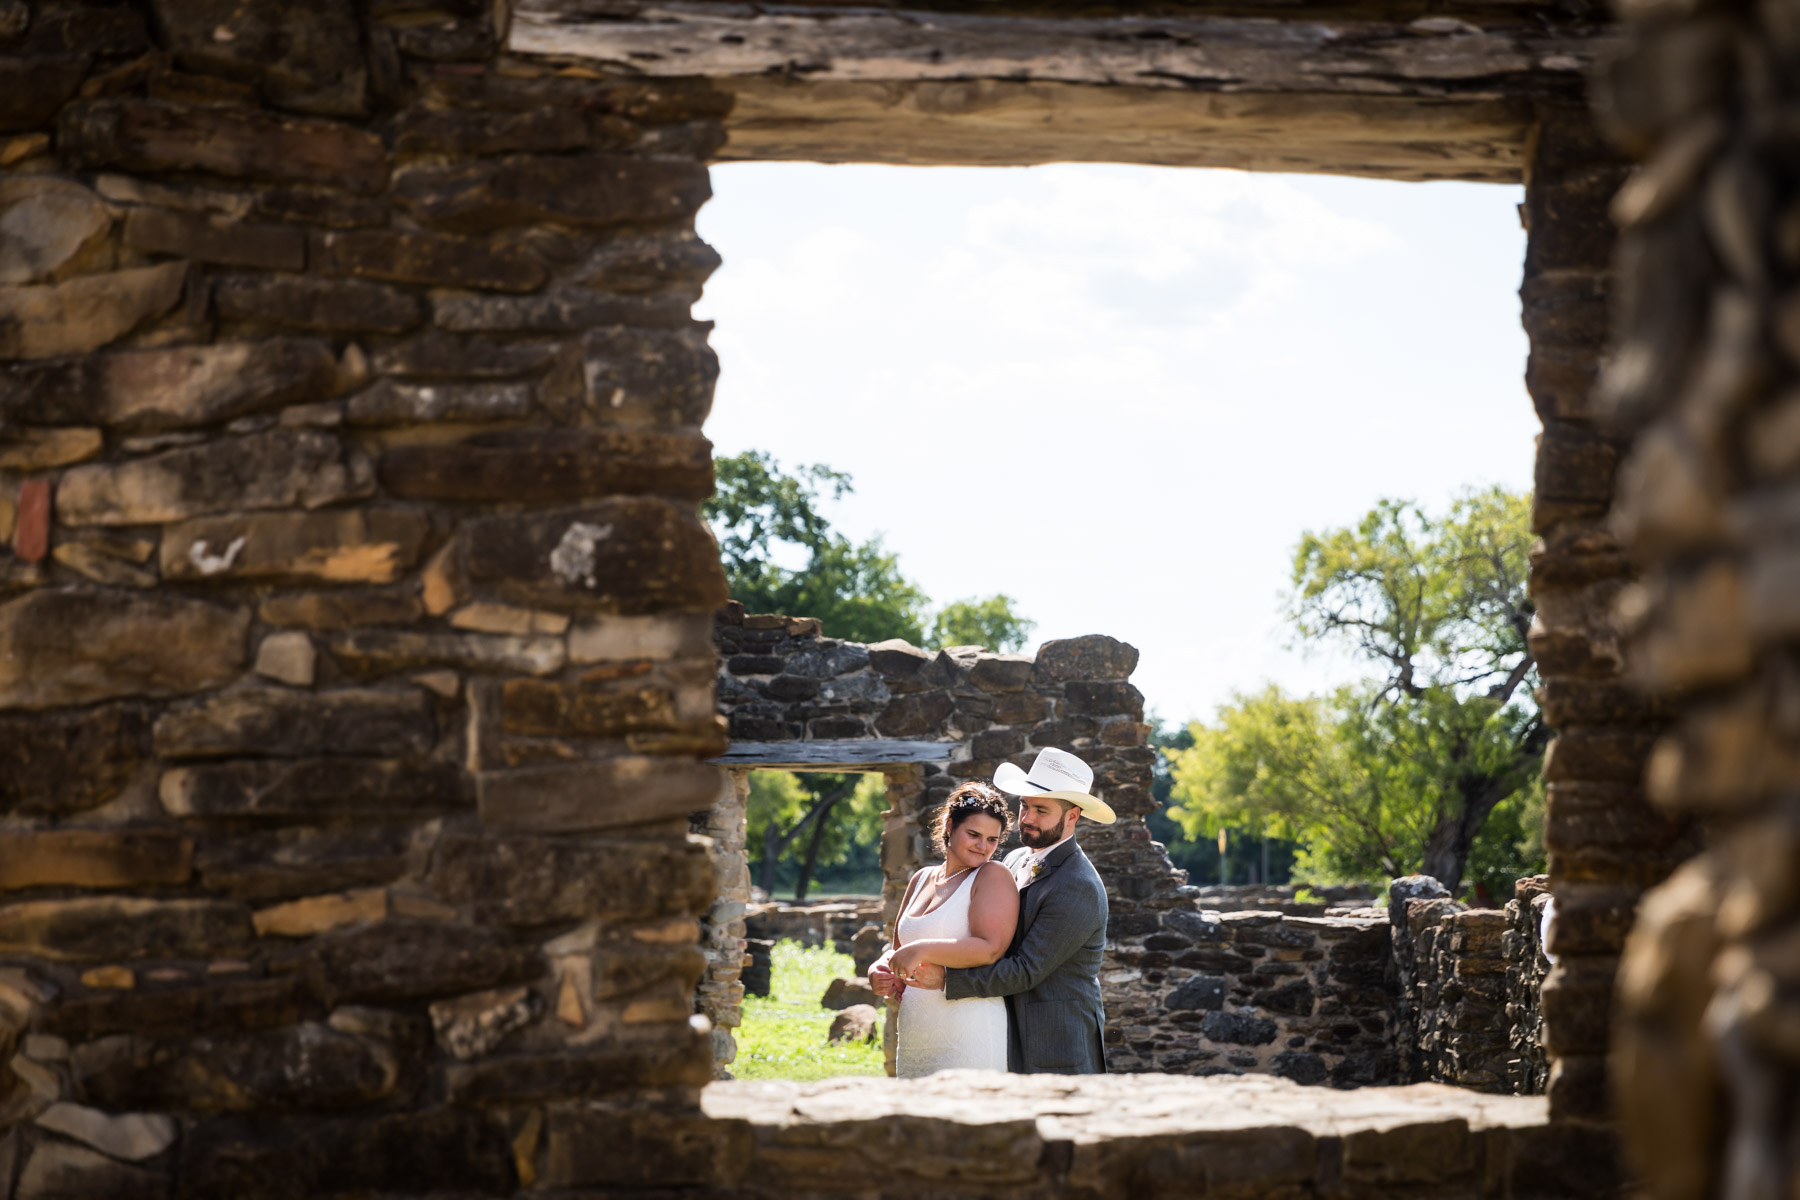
[1167,487,1544,897]
[705,451,1033,652]
[705,451,928,644]
[928,594,1035,653]
[746,771,887,901]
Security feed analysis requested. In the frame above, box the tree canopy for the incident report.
[1165,486,1544,897]
[704,450,1033,652]
[746,771,887,900]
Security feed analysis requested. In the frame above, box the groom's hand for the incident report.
[907,962,945,990]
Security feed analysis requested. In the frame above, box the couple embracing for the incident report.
[871,747,1113,1077]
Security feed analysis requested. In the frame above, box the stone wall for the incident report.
[692,773,752,1075]
[1506,876,1552,1095]
[1521,106,1697,1120]
[1105,908,1395,1085]
[1598,2,1800,1191]
[0,4,735,1194]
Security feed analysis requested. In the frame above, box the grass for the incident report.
[732,940,888,1081]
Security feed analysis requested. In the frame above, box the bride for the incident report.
[881,782,1019,1077]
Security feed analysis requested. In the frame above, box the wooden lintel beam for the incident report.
[511,0,1617,178]
[512,1,1614,98]
[714,739,957,768]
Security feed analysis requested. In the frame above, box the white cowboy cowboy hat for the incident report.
[993,747,1115,824]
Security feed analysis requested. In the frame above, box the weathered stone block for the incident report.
[254,631,317,686]
[446,1034,713,1104]
[874,691,953,737]
[306,921,543,1006]
[569,613,714,663]
[13,1140,166,1200]
[542,1107,752,1190]
[160,759,471,821]
[0,261,187,360]
[969,653,1034,692]
[149,0,368,116]
[57,430,373,526]
[48,975,321,1040]
[1201,1009,1278,1045]
[0,54,89,133]
[461,499,728,615]
[327,629,565,677]
[0,589,248,709]
[0,339,337,431]
[154,686,435,760]
[499,675,682,738]
[378,428,713,502]
[1540,957,1616,1056]
[426,832,713,925]
[428,984,537,1060]
[213,275,423,333]
[0,176,112,286]
[573,324,719,427]
[0,830,192,891]
[575,230,721,293]
[370,331,559,380]
[388,106,605,157]
[1035,635,1139,685]
[394,154,710,233]
[194,826,415,902]
[75,1021,398,1113]
[60,99,389,193]
[346,378,534,426]
[254,888,389,938]
[35,1102,177,1163]
[123,207,307,270]
[1065,681,1146,719]
[162,508,431,585]
[0,703,149,817]
[0,896,253,961]
[313,228,545,292]
[0,427,99,473]
[1165,975,1225,1011]
[477,758,724,833]
[177,1109,516,1199]
[259,587,425,630]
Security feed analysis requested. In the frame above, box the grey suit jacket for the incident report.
[943,838,1109,1073]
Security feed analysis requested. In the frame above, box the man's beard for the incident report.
[1019,821,1067,850]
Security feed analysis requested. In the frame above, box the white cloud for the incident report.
[697,163,1532,725]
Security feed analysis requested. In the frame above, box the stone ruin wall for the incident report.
[0,4,738,1194]
[0,0,1755,1193]
[708,610,1557,1091]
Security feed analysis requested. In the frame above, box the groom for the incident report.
[873,746,1113,1074]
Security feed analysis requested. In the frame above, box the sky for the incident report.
[694,163,1536,730]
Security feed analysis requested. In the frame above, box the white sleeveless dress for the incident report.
[895,868,1010,1077]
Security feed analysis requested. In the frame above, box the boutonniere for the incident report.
[1030,861,1044,879]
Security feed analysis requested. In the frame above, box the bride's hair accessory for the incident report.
[931,781,1014,855]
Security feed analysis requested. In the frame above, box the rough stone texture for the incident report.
[1595,4,1800,1195]
[700,1073,1621,1198]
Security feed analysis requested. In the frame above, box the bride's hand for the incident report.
[891,944,927,978]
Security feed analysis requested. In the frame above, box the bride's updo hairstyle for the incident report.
[932,781,1014,856]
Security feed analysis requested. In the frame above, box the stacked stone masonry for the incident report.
[1522,106,1697,1122]
[0,3,736,1195]
[1598,2,1800,1193]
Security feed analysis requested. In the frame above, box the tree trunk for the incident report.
[760,820,783,896]
[1420,724,1550,896]
[1261,835,1270,886]
[793,791,841,902]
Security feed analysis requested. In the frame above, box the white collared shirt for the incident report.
[1015,831,1075,887]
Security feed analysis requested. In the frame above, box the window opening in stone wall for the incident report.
[734,769,889,1080]
[691,162,1558,1094]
